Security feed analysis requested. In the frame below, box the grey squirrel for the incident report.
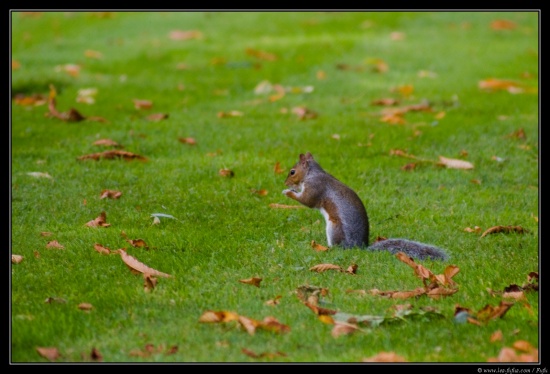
[282,152,449,261]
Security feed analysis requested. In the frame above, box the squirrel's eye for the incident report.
[290,169,295,175]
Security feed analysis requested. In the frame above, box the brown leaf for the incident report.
[78,303,93,311]
[481,225,528,238]
[93,138,122,148]
[490,19,517,30]
[241,348,286,359]
[309,263,343,273]
[260,316,290,334]
[12,254,23,264]
[389,288,427,299]
[437,156,474,169]
[36,347,61,361]
[143,273,158,292]
[476,301,514,322]
[426,287,459,299]
[100,189,122,199]
[331,321,359,338]
[371,97,400,106]
[310,240,329,252]
[133,99,152,110]
[246,48,277,61]
[490,330,503,342]
[304,302,338,316]
[78,150,147,161]
[238,315,261,335]
[146,113,169,121]
[265,295,282,306]
[46,240,64,249]
[126,238,149,249]
[169,30,203,40]
[250,188,268,196]
[198,310,239,323]
[362,352,408,362]
[40,231,53,237]
[346,263,358,274]
[239,277,262,287]
[217,110,243,118]
[178,137,197,145]
[93,243,114,255]
[219,168,234,177]
[85,211,111,227]
[269,203,305,209]
[273,161,285,174]
[464,226,482,233]
[118,249,172,278]
[90,347,103,362]
[292,106,318,120]
[478,78,525,93]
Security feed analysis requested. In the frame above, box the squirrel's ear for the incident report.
[305,152,313,160]
[299,153,306,161]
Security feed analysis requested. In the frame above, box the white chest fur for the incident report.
[319,207,334,246]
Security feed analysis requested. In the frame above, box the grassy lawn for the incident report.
[10,11,539,364]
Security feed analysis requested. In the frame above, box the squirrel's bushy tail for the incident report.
[367,238,449,261]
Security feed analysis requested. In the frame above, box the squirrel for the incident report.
[282,152,449,261]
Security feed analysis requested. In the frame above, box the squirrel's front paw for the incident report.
[282,189,291,195]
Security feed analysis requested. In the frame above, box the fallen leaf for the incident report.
[85,211,111,227]
[331,321,359,337]
[46,240,64,249]
[273,161,285,174]
[143,273,158,292]
[146,113,169,121]
[100,189,122,199]
[77,150,147,161]
[246,48,277,61]
[437,156,474,169]
[169,30,203,40]
[12,254,23,264]
[126,238,149,249]
[481,225,528,238]
[251,189,268,196]
[84,50,103,59]
[198,310,240,323]
[490,19,517,30]
[118,249,172,278]
[219,168,234,177]
[93,139,122,148]
[36,347,61,361]
[311,240,329,252]
[78,303,93,311]
[178,137,197,145]
[269,203,305,209]
[292,106,318,120]
[490,330,503,342]
[239,277,262,287]
[464,226,482,233]
[133,99,152,110]
[217,110,243,118]
[93,243,113,255]
[362,352,408,362]
[309,263,343,273]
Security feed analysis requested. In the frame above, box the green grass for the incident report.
[11,11,539,364]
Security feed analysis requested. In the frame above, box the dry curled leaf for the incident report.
[46,240,64,249]
[239,277,262,287]
[93,243,114,255]
[100,189,122,199]
[269,203,305,209]
[85,211,111,227]
[118,249,172,278]
[311,240,329,252]
[198,310,240,323]
[36,347,61,361]
[219,168,234,177]
[12,254,23,264]
[78,303,93,311]
[93,138,122,148]
[126,238,149,249]
[178,137,197,145]
[78,150,147,161]
[481,225,528,238]
[362,352,408,362]
[309,263,343,273]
